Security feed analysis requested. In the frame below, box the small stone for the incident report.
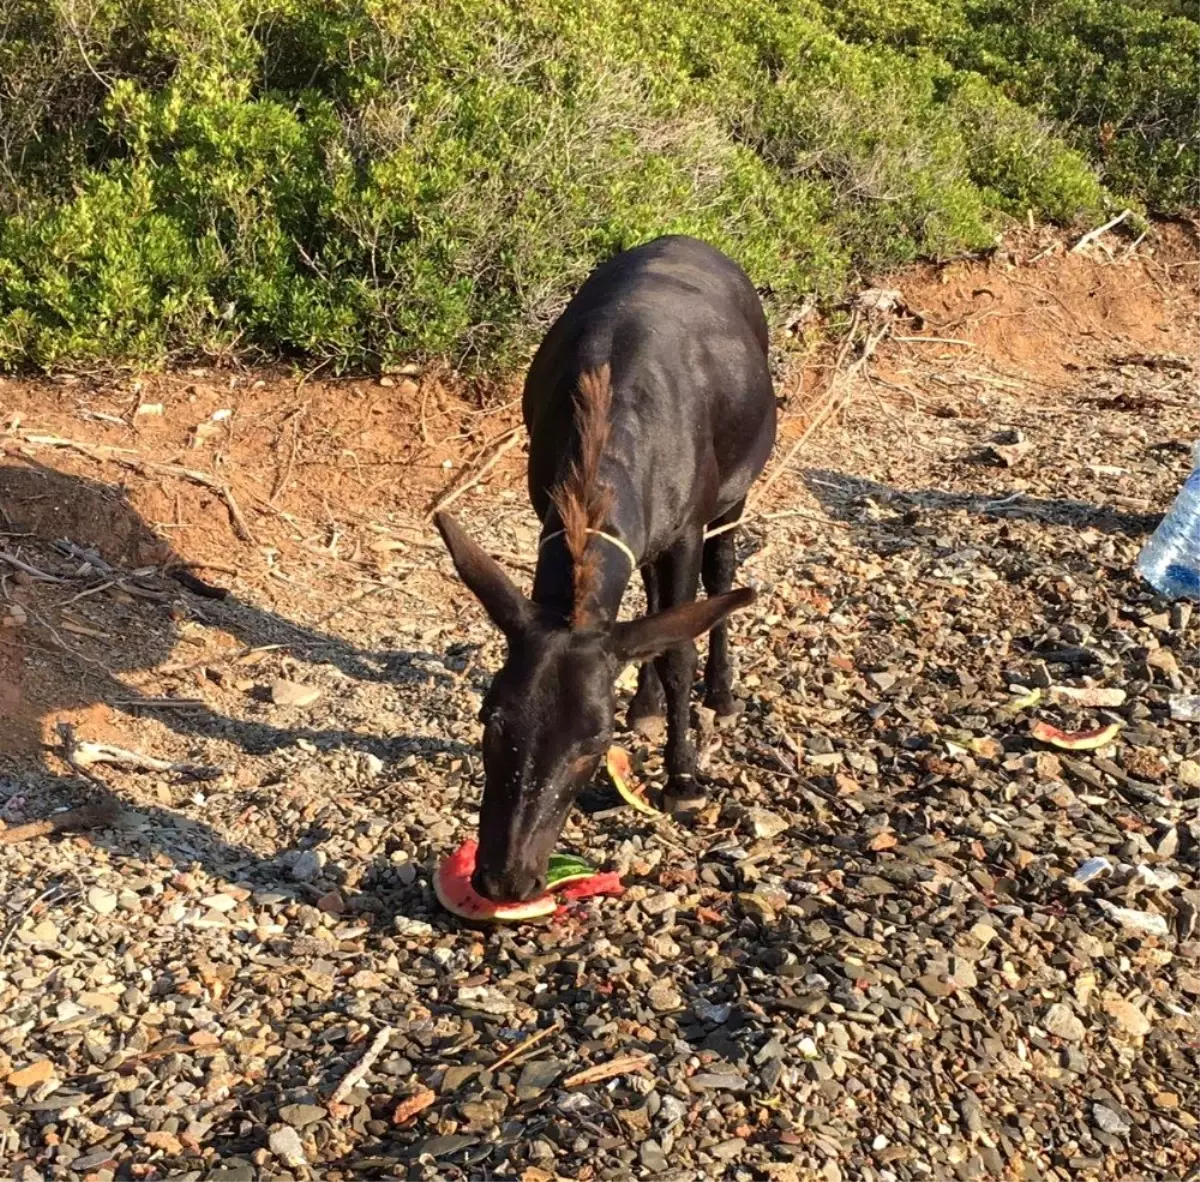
[746,808,789,839]
[269,1126,307,1168]
[456,985,513,1016]
[918,974,954,998]
[1101,996,1151,1037]
[31,919,58,943]
[143,1131,183,1155]
[647,980,682,1012]
[419,1134,477,1158]
[712,1137,747,1161]
[736,892,776,923]
[516,1060,564,1099]
[316,890,345,915]
[202,893,238,912]
[78,991,120,1014]
[1154,825,1180,858]
[87,887,118,916]
[278,1104,326,1129]
[1179,760,1200,791]
[8,1059,54,1088]
[1044,1003,1086,1042]
[289,850,324,883]
[640,1140,669,1172]
[688,1072,745,1090]
[1092,1103,1131,1135]
[1154,1092,1179,1109]
[361,752,385,777]
[270,679,322,707]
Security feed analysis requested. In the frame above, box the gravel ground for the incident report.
[1,247,1198,1181]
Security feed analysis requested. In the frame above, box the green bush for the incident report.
[818,0,1199,212]
[0,0,1187,372]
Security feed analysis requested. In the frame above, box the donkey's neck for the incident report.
[532,461,643,627]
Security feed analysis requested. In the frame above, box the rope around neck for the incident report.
[539,527,638,571]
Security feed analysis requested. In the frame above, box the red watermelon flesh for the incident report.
[557,871,624,901]
[433,840,556,922]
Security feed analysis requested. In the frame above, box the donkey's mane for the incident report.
[550,365,613,628]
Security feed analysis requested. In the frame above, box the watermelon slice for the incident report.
[1029,720,1122,751]
[434,840,555,923]
[435,843,621,923]
[605,746,660,815]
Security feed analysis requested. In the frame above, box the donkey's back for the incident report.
[523,235,775,542]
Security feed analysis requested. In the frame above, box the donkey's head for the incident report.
[435,511,751,901]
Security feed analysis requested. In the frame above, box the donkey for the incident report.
[435,234,776,901]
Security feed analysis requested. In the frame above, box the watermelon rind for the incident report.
[547,853,595,887]
[605,746,660,815]
[1029,719,1122,751]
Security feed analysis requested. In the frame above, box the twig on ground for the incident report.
[0,879,81,956]
[57,721,222,780]
[0,801,119,846]
[16,432,257,543]
[425,427,523,521]
[329,1026,394,1105]
[109,697,207,710]
[491,1020,564,1072]
[1071,209,1131,253]
[169,568,230,599]
[894,336,975,347]
[563,1053,655,1088]
[0,552,66,582]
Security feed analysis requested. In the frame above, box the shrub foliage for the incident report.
[0,0,1192,370]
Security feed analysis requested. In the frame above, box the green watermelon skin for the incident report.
[546,853,595,887]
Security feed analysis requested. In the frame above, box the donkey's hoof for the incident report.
[629,712,667,744]
[704,695,745,728]
[663,780,707,815]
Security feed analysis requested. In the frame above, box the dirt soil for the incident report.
[0,222,1198,1182]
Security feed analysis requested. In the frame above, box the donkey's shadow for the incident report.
[0,460,472,890]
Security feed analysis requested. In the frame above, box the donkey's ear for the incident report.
[434,511,532,639]
[612,587,755,662]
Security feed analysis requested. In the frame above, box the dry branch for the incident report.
[0,801,118,845]
[329,1026,394,1105]
[1071,209,1131,253]
[425,427,523,521]
[563,1053,655,1088]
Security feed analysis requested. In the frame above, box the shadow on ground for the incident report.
[801,466,1163,540]
[0,460,472,891]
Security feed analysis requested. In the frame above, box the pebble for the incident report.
[1044,1003,1086,1042]
[8,1060,54,1088]
[269,1125,307,1167]
[277,1104,327,1129]
[640,1140,669,1172]
[746,807,789,839]
[647,980,682,1012]
[1093,1103,1131,1135]
[1102,996,1152,1037]
[86,887,118,916]
[270,678,322,707]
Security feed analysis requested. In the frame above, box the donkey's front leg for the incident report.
[652,535,707,813]
[627,564,666,741]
